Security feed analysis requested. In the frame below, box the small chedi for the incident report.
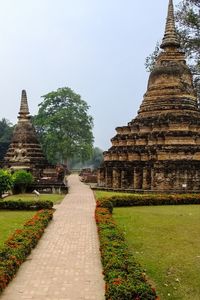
[98,0,200,191]
[4,90,67,191]
[4,90,47,176]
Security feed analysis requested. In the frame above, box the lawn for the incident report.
[0,210,35,248]
[113,205,200,300]
[5,193,65,204]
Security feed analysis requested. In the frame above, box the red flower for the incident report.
[112,278,123,285]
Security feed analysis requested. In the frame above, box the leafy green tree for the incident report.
[34,87,94,165]
[0,169,13,198]
[0,118,13,143]
[176,0,200,66]
[176,0,200,101]
[145,0,200,100]
[12,170,34,194]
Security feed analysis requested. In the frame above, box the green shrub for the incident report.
[0,200,53,210]
[98,194,200,207]
[0,170,13,198]
[12,170,34,194]
[0,209,54,294]
[97,199,113,213]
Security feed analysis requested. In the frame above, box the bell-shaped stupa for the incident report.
[98,0,200,191]
[4,90,47,177]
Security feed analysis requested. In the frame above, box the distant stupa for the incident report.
[98,0,200,191]
[4,90,47,177]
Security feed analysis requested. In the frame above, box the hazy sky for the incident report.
[0,0,179,150]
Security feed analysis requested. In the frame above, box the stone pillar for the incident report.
[151,167,155,190]
[195,169,199,190]
[121,170,126,189]
[105,168,112,188]
[105,168,108,187]
[112,168,120,189]
[132,169,135,189]
[150,168,154,190]
[98,168,105,187]
[174,169,179,190]
[184,169,188,188]
[134,168,143,189]
[180,169,188,191]
[142,168,151,190]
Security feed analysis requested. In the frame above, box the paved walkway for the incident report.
[1,174,105,300]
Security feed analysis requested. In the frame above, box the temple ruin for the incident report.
[4,90,67,192]
[4,90,47,177]
[98,0,200,191]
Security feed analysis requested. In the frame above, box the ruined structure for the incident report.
[4,90,47,177]
[4,90,68,192]
[98,0,200,191]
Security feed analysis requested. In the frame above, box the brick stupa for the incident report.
[4,90,47,177]
[98,0,200,191]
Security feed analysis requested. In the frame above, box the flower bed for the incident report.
[96,202,158,300]
[0,209,54,293]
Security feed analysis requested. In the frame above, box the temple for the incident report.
[4,90,67,192]
[4,90,47,177]
[98,0,200,191]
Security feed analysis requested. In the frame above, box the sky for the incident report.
[0,0,179,151]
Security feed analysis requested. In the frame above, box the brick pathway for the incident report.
[1,174,105,300]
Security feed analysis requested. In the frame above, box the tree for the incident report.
[34,87,94,165]
[12,170,34,194]
[145,42,160,72]
[0,169,13,198]
[176,0,200,101]
[145,1,200,100]
[0,118,13,143]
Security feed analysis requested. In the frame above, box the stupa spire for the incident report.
[18,90,30,120]
[160,0,180,49]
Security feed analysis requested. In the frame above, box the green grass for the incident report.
[0,210,35,248]
[5,193,65,204]
[113,205,200,300]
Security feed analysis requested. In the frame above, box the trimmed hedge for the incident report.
[0,209,54,293]
[0,200,53,210]
[98,194,200,209]
[96,203,158,300]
